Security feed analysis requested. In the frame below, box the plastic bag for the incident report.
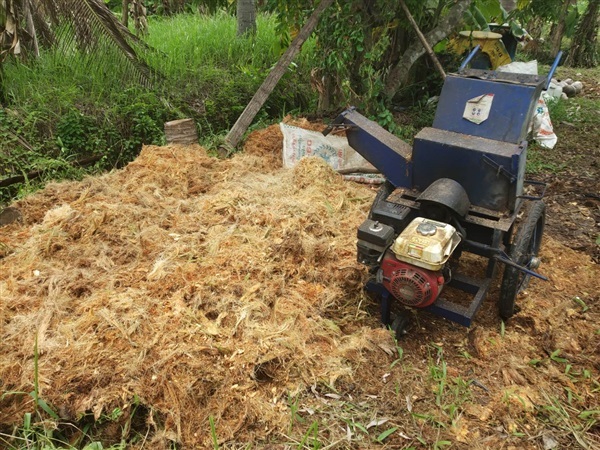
[530,97,558,149]
[498,60,558,149]
[280,123,378,174]
[497,60,538,75]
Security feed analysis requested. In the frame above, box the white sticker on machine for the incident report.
[463,93,494,124]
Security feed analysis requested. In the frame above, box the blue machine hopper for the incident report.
[335,68,547,214]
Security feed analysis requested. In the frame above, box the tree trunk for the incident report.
[399,0,446,80]
[566,0,599,68]
[24,0,39,57]
[550,0,574,58]
[383,0,473,99]
[237,0,256,36]
[225,0,335,149]
[132,0,148,35]
[122,0,129,27]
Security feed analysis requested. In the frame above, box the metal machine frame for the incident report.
[326,50,561,331]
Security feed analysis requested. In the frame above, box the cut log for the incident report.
[165,118,198,145]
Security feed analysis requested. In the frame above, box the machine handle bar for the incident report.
[545,51,563,90]
[458,45,562,90]
[463,240,548,282]
[494,254,548,281]
[458,45,481,71]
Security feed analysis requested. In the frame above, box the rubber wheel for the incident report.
[391,314,411,339]
[368,180,395,220]
[499,200,545,319]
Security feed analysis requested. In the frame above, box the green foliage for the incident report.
[526,145,565,175]
[143,0,234,16]
[513,0,571,23]
[317,0,397,112]
[564,3,582,38]
[298,420,321,449]
[56,111,101,159]
[209,415,219,449]
[375,426,398,443]
[426,344,472,424]
[466,0,508,31]
[0,12,314,206]
[268,0,456,125]
[537,392,599,449]
[0,77,168,204]
[1,335,67,449]
[3,384,154,449]
[287,393,304,432]
[147,12,314,124]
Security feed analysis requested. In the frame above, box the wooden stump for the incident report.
[164,118,198,145]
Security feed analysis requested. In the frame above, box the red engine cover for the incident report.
[381,252,444,308]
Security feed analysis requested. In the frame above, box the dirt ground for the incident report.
[0,86,598,448]
[535,67,600,264]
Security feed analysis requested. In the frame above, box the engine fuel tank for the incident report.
[391,218,461,271]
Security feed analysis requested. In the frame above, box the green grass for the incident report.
[546,95,600,126]
[145,12,315,129]
[145,12,294,74]
[0,12,316,206]
[526,143,567,175]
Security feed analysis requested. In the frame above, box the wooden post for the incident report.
[398,0,446,81]
[224,0,334,150]
[165,118,198,145]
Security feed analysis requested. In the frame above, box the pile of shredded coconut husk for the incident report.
[0,143,382,446]
[1,130,599,449]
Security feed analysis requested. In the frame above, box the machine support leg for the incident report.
[487,229,503,278]
[380,291,392,326]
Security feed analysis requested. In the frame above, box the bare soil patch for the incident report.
[539,67,600,263]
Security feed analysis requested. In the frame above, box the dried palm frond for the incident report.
[0,0,22,58]
[1,0,157,85]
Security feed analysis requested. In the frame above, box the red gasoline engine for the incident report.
[361,216,462,309]
[380,253,445,308]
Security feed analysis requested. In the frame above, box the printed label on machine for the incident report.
[463,93,494,124]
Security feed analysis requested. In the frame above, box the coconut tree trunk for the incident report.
[24,0,40,57]
[566,0,599,68]
[237,0,256,36]
[550,0,574,58]
[122,0,129,26]
[383,0,473,99]
[132,0,147,35]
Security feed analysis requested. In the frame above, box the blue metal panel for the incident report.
[412,128,526,212]
[424,275,491,327]
[333,109,413,189]
[433,71,544,144]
